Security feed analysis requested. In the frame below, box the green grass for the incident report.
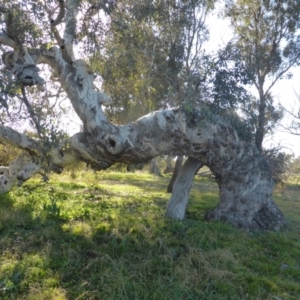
[0,171,300,299]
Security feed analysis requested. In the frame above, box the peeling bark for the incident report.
[0,152,41,193]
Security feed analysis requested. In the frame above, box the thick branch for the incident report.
[0,128,89,190]
[0,125,42,153]
[2,47,46,91]
[52,0,65,26]
[58,57,112,128]
[0,19,287,231]
[63,0,80,61]
[1,39,112,128]
[49,1,73,64]
[0,166,9,174]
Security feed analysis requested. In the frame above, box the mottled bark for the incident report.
[166,158,203,220]
[167,155,183,193]
[203,135,285,231]
[0,152,41,193]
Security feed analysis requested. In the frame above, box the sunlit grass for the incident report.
[0,171,300,299]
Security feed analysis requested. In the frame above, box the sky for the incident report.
[205,9,300,157]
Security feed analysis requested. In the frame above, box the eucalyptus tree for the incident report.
[96,0,215,178]
[0,0,286,231]
[96,0,215,122]
[224,0,300,151]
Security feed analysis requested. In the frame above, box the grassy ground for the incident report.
[0,171,300,300]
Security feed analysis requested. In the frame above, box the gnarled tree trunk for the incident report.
[165,148,285,231]
[0,8,286,231]
[205,147,285,231]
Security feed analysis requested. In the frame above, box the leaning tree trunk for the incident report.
[167,155,183,193]
[203,136,285,231]
[0,28,286,231]
[166,158,203,220]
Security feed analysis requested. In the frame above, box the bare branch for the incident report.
[265,59,300,96]
[279,123,300,135]
[51,0,65,26]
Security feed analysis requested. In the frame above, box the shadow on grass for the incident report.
[0,191,209,299]
[1,177,300,300]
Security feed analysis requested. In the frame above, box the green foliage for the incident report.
[224,0,300,149]
[0,1,75,151]
[0,172,300,299]
[225,0,300,77]
[0,143,20,166]
[263,148,288,184]
[92,0,215,123]
[1,0,293,157]
[1,2,44,45]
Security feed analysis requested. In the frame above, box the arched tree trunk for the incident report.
[0,30,286,231]
[203,141,286,231]
[166,157,203,220]
[167,155,183,193]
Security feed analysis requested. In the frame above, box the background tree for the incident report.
[224,0,300,151]
[92,0,215,123]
